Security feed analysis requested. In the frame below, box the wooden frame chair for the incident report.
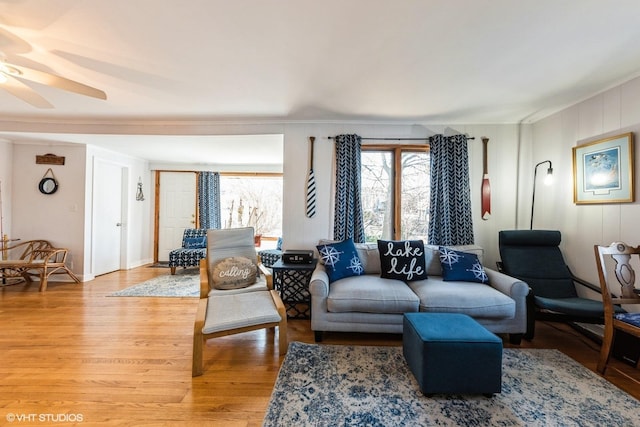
[594,242,640,374]
[0,240,80,291]
[192,227,288,377]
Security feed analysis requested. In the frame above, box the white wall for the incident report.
[0,139,12,239]
[280,122,521,268]
[12,143,87,275]
[529,75,640,286]
[9,141,151,281]
[85,145,152,276]
[4,120,523,279]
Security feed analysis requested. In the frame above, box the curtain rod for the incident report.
[325,136,475,141]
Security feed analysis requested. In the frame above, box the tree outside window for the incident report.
[361,147,429,242]
[219,174,283,241]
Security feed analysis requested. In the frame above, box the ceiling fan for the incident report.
[0,27,106,108]
[0,57,107,108]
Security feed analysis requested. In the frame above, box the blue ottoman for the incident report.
[403,312,502,396]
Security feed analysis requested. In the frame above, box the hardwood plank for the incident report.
[0,266,638,426]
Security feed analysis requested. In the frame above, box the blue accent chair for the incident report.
[169,228,208,274]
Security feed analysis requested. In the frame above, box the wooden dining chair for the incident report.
[593,242,640,374]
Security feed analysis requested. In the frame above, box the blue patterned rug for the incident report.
[108,270,199,297]
[263,342,640,426]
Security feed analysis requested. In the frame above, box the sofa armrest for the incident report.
[485,267,529,299]
[309,263,330,298]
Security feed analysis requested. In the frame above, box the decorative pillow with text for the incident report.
[439,247,489,284]
[316,239,364,283]
[211,256,258,290]
[377,240,428,282]
[184,236,207,249]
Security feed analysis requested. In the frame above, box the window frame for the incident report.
[361,144,430,240]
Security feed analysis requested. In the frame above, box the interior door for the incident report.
[157,171,197,262]
[93,160,124,276]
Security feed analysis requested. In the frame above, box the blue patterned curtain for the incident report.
[334,134,365,243]
[428,134,474,245]
[198,172,221,229]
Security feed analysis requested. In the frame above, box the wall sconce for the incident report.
[530,160,553,229]
[136,177,145,201]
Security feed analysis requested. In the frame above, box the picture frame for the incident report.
[572,132,634,204]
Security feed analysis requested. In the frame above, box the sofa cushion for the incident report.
[439,247,489,284]
[424,245,485,276]
[378,240,428,282]
[327,275,420,314]
[408,279,515,319]
[316,239,364,283]
[355,243,381,274]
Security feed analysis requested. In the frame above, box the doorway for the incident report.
[93,159,125,276]
[155,171,198,262]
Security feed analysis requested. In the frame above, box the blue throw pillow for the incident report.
[316,238,364,283]
[439,247,488,283]
[378,240,428,282]
[184,236,206,249]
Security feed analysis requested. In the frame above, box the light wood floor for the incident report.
[1,266,638,426]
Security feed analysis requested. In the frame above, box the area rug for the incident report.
[108,270,199,297]
[263,342,640,426]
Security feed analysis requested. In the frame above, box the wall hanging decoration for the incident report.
[305,136,316,218]
[573,132,634,204]
[136,177,145,201]
[38,168,58,195]
[481,137,491,220]
[35,153,65,165]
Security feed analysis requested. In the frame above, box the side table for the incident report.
[271,259,317,319]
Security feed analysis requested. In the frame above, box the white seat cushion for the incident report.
[202,291,281,334]
[408,279,515,319]
[327,275,419,314]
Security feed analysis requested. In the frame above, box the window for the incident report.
[219,174,283,245]
[361,147,430,242]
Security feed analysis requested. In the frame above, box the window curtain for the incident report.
[198,171,221,229]
[333,134,365,243]
[428,134,474,245]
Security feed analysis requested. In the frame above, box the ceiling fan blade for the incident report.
[0,27,32,54]
[1,75,53,108]
[5,61,107,100]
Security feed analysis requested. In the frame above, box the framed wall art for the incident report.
[572,132,634,204]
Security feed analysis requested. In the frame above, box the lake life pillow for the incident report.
[316,239,364,283]
[378,240,428,282]
[439,246,489,284]
[211,256,258,290]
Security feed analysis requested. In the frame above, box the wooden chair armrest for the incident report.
[32,248,69,263]
[259,263,273,290]
[199,259,209,299]
[572,274,601,294]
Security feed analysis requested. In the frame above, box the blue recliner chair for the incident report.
[169,228,208,274]
[498,230,624,340]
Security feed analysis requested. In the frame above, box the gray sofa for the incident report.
[310,243,528,344]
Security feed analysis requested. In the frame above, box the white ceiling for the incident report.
[2,0,640,163]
